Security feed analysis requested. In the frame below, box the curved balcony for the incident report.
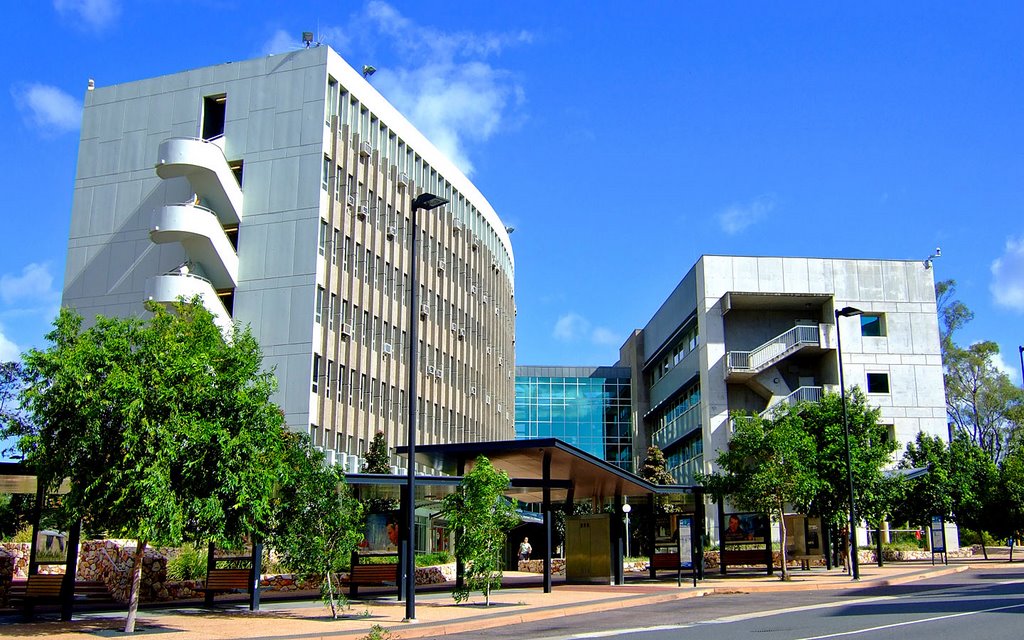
[155,138,242,225]
[150,203,238,289]
[144,271,232,334]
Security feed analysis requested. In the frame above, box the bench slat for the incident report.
[349,564,398,584]
[200,568,252,592]
[25,575,65,597]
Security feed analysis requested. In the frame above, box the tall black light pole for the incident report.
[1018,346,1024,389]
[404,191,448,622]
[835,306,863,580]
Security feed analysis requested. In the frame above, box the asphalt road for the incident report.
[417,567,1024,640]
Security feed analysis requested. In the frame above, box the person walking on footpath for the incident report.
[518,536,533,563]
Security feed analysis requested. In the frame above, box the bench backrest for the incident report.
[26,574,65,597]
[350,564,399,581]
[205,568,252,590]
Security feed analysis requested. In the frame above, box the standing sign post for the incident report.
[677,516,697,587]
[930,516,948,566]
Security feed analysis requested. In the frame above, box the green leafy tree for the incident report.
[936,280,1024,464]
[799,390,898,532]
[639,445,675,485]
[945,341,1024,464]
[995,449,1024,561]
[4,302,286,633]
[441,455,518,605]
[700,407,818,580]
[271,432,364,617]
[948,434,999,557]
[360,430,399,513]
[362,430,392,473]
[891,432,952,531]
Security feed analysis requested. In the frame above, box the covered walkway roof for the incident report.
[393,438,700,504]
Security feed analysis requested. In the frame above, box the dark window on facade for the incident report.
[860,314,885,337]
[866,372,889,393]
[202,95,227,140]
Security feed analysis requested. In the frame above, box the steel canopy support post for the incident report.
[249,540,263,611]
[613,493,624,586]
[543,451,553,593]
[695,489,706,581]
[60,519,82,621]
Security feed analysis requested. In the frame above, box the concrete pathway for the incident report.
[0,560,1013,640]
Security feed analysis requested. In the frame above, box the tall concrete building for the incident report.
[61,46,516,471]
[619,255,946,486]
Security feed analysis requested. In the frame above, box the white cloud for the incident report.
[991,236,1024,311]
[591,327,621,347]
[717,195,776,235]
[991,349,1019,380]
[0,264,56,306]
[259,29,298,56]
[12,83,82,134]
[554,313,589,342]
[355,1,529,176]
[0,327,19,362]
[54,0,120,31]
[553,313,620,347]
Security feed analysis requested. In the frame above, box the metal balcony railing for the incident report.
[726,324,820,375]
[651,403,700,450]
[760,385,824,419]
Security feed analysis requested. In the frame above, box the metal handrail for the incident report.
[727,324,819,372]
[161,136,230,162]
[760,386,824,418]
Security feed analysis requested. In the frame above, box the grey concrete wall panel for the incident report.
[641,266,697,363]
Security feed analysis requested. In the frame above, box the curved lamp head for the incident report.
[836,306,863,318]
[412,193,448,213]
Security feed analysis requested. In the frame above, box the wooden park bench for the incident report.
[721,548,772,573]
[197,567,253,606]
[347,555,399,598]
[22,574,66,619]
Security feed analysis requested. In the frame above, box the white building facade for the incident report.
[621,255,946,488]
[62,46,516,471]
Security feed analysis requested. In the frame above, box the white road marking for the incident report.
[793,601,1024,640]
[568,625,692,638]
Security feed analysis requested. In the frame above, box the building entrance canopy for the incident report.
[395,438,700,504]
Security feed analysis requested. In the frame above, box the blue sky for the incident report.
[2,1,1023,376]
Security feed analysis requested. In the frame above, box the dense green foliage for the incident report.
[270,432,364,618]
[3,301,287,632]
[165,544,209,581]
[362,430,392,473]
[441,455,518,605]
[701,406,818,579]
[799,389,899,528]
[639,445,675,485]
[937,280,1024,464]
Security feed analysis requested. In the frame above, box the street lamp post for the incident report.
[404,192,448,622]
[1018,346,1024,389]
[835,306,863,581]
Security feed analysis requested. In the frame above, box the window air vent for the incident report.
[359,141,371,157]
[382,342,393,356]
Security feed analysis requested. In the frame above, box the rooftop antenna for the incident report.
[362,65,377,79]
[924,247,941,269]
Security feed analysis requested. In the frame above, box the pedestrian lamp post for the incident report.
[622,503,632,558]
[404,192,449,623]
[835,306,863,581]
